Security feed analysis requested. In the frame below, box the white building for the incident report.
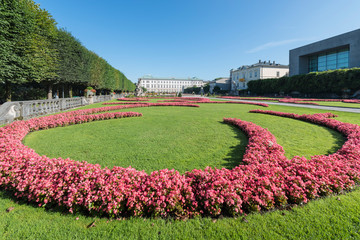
[230,60,289,92]
[138,75,204,93]
[209,78,231,93]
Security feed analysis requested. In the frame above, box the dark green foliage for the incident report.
[184,86,200,94]
[247,68,360,96]
[184,84,210,94]
[0,0,134,101]
[0,0,35,100]
[56,29,83,85]
[26,1,58,83]
[213,86,221,93]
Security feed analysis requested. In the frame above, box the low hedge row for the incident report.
[247,68,360,96]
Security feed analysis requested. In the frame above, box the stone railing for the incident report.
[0,94,122,125]
[93,95,114,103]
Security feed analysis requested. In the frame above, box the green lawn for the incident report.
[24,103,345,173]
[0,101,359,239]
[228,97,360,108]
[314,101,360,108]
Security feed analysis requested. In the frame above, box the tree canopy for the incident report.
[0,0,134,101]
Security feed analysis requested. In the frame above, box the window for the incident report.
[276,71,280,77]
[307,47,349,73]
[254,71,258,78]
[309,55,318,72]
[250,71,252,78]
[318,54,326,72]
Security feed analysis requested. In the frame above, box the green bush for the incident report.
[247,68,360,96]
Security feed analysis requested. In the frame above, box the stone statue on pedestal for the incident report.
[135,83,143,97]
[200,86,204,96]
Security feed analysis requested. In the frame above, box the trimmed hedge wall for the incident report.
[247,68,360,96]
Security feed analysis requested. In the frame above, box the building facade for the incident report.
[138,75,204,93]
[209,78,230,93]
[289,28,360,76]
[230,60,289,91]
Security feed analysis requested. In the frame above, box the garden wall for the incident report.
[0,94,122,125]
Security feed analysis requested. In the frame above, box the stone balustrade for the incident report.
[0,94,122,125]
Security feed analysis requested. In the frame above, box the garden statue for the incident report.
[200,86,204,96]
[135,83,143,97]
[230,80,239,96]
[84,87,96,104]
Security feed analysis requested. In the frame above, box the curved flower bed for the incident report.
[343,99,360,103]
[218,96,360,104]
[159,97,211,102]
[278,99,320,105]
[182,101,269,107]
[101,102,200,108]
[0,107,359,218]
[103,102,148,105]
[117,98,149,101]
[155,98,269,107]
[104,101,268,107]
[217,96,281,101]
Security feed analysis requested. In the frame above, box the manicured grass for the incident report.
[0,183,359,239]
[227,97,360,108]
[2,101,360,239]
[24,103,345,173]
[313,101,360,108]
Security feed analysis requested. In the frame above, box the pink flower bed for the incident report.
[173,97,210,102]
[0,106,360,218]
[218,96,360,104]
[103,102,145,105]
[176,101,269,107]
[278,99,320,105]
[103,100,268,107]
[218,96,281,101]
[158,98,210,102]
[343,100,360,103]
[157,98,269,107]
[117,98,149,101]
[286,98,341,102]
[100,102,200,108]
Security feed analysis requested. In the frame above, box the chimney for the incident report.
[268,60,271,64]
[273,61,275,65]
[259,60,261,63]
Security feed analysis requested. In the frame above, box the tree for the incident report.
[213,86,221,93]
[0,0,35,101]
[0,0,135,101]
[55,28,84,98]
[203,83,210,93]
[26,1,58,87]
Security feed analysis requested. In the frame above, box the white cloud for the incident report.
[246,38,313,53]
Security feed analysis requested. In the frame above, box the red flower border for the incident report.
[0,105,359,218]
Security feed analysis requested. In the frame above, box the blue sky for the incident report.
[35,0,360,82]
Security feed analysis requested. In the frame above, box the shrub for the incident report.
[247,68,360,96]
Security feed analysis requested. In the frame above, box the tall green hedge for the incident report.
[0,0,134,101]
[247,68,360,96]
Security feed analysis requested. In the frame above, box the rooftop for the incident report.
[231,60,289,71]
[290,28,360,52]
[139,75,203,81]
